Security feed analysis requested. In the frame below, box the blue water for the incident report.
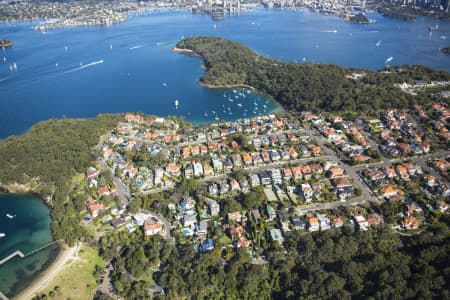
[1,8,450,138]
[0,193,58,298]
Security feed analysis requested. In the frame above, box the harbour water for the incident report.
[0,8,450,138]
[0,193,58,298]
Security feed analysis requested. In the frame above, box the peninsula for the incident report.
[0,39,12,47]
[175,37,450,114]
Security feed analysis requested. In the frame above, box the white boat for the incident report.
[64,45,68,52]
[0,233,5,238]
[55,63,58,67]
[237,103,243,107]
[234,95,239,99]
[376,40,382,47]
[246,90,251,94]
[110,44,113,50]
[3,57,5,62]
[174,99,179,109]
[228,98,234,102]
[384,56,394,65]
[6,213,14,219]
[12,62,17,72]
[162,82,167,87]
[214,117,219,120]
[233,90,237,93]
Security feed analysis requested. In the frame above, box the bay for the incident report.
[0,193,58,298]
[0,8,450,138]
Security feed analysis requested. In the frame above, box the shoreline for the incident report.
[171,47,194,54]
[199,82,257,90]
[13,242,78,300]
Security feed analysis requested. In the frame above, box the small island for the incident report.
[0,39,12,47]
[347,14,373,24]
[442,47,450,54]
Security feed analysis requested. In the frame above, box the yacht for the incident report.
[385,56,394,65]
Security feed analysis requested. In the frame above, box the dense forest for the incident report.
[0,114,121,244]
[176,37,450,114]
[98,218,450,299]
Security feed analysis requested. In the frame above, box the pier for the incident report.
[0,241,57,266]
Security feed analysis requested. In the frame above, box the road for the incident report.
[97,157,130,205]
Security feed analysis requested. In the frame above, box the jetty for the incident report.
[0,241,57,266]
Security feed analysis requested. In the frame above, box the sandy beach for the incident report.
[13,242,79,300]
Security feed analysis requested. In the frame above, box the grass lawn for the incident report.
[38,245,105,300]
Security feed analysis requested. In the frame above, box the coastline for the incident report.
[172,47,194,53]
[13,242,78,300]
[200,82,257,90]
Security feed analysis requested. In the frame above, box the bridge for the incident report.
[0,241,57,266]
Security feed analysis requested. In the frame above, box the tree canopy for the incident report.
[176,36,450,114]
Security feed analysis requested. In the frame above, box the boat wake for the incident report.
[62,59,104,75]
[0,75,13,83]
[129,44,144,50]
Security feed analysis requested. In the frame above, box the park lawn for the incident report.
[39,245,104,300]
